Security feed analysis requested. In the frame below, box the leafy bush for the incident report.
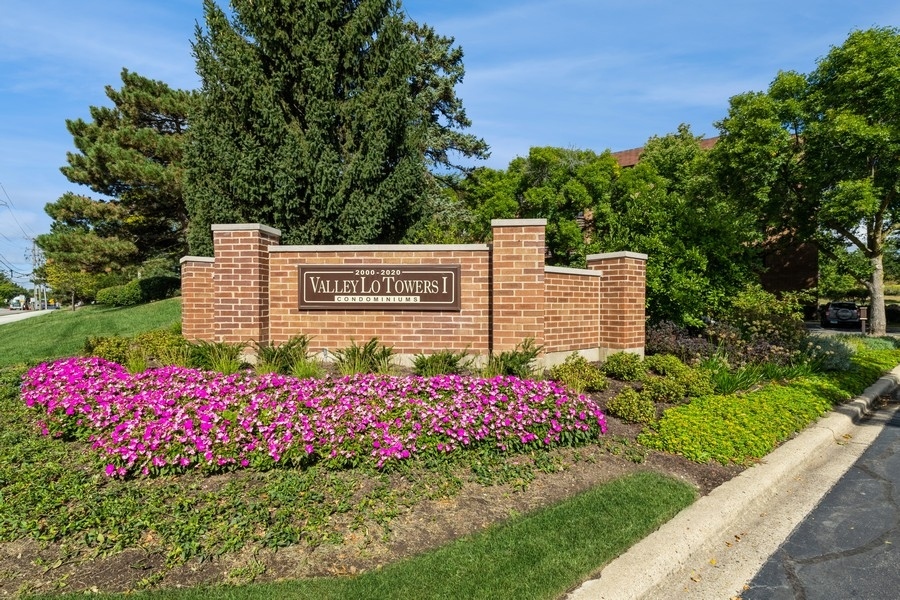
[601,352,645,381]
[334,338,396,375]
[640,375,687,404]
[254,335,313,375]
[715,285,809,361]
[95,281,143,307]
[95,276,179,307]
[645,320,714,363]
[83,335,132,364]
[677,367,716,398]
[134,327,188,363]
[413,349,474,376]
[606,388,656,424]
[547,353,607,393]
[136,275,180,302]
[483,338,542,379]
[643,354,689,377]
[802,336,854,372]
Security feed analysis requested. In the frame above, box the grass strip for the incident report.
[0,298,181,368]
[45,472,695,600]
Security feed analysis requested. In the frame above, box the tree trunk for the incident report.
[869,254,886,335]
[71,290,76,312]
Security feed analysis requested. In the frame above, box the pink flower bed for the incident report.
[21,357,607,477]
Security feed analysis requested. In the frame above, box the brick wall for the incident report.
[491,219,546,353]
[179,257,215,341]
[544,267,602,358]
[268,246,491,357]
[211,224,280,348]
[180,221,647,365]
[588,251,647,358]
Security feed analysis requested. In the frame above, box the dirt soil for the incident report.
[0,382,745,597]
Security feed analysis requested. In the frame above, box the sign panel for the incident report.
[299,265,461,311]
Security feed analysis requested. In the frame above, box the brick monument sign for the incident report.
[180,219,646,366]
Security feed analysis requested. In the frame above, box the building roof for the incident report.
[611,137,719,167]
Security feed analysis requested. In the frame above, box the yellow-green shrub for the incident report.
[607,388,656,424]
[548,353,607,392]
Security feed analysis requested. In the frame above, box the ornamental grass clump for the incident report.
[21,357,608,478]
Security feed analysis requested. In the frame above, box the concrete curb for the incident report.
[566,365,900,600]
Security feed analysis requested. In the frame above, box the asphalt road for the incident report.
[0,308,55,324]
[742,400,900,600]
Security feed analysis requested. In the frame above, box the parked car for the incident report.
[819,301,862,328]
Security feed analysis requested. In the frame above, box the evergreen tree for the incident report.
[60,69,196,266]
[186,0,431,254]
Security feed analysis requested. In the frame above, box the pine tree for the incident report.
[60,69,196,265]
[186,0,430,254]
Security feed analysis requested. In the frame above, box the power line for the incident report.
[0,179,37,240]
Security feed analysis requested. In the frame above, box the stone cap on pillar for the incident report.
[587,251,648,262]
[211,223,282,236]
[491,218,548,228]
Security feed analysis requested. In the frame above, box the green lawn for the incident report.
[0,298,181,368]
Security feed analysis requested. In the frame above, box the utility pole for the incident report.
[26,240,46,309]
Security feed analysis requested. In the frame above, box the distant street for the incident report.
[0,309,54,325]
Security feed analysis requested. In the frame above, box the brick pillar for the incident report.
[587,251,647,359]
[490,219,546,354]
[179,257,215,342]
[212,224,282,348]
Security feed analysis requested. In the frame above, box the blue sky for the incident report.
[1,1,898,289]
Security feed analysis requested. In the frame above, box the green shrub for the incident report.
[676,368,715,398]
[83,326,188,369]
[413,349,474,376]
[136,276,180,302]
[643,354,689,377]
[95,276,179,307]
[334,338,396,375]
[547,353,607,393]
[83,335,132,364]
[714,285,810,363]
[601,352,646,381]
[134,327,188,363]
[640,376,688,404]
[482,338,543,379]
[802,336,854,372]
[95,281,143,307]
[606,388,656,424]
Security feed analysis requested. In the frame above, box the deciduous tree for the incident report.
[713,27,900,334]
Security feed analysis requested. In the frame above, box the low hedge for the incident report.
[96,276,180,307]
